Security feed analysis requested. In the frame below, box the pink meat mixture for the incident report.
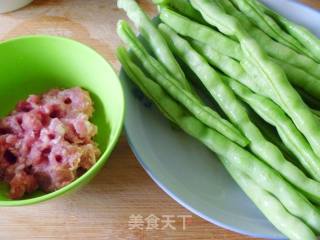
[0,87,100,199]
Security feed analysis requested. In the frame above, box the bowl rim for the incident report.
[0,34,125,206]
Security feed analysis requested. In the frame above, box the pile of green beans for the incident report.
[159,22,320,203]
[117,0,320,239]
[217,0,320,86]
[118,20,248,146]
[218,0,320,83]
[117,46,319,239]
[223,161,317,240]
[230,0,317,61]
[224,75,320,187]
[192,41,320,181]
[254,0,320,62]
[159,6,320,99]
[190,0,320,159]
[232,0,320,63]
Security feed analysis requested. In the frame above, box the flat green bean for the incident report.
[117,0,191,91]
[159,7,242,60]
[117,46,320,235]
[163,0,206,24]
[117,20,248,146]
[191,40,262,94]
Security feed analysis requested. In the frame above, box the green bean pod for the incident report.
[158,0,206,24]
[117,47,320,235]
[117,20,248,146]
[159,7,242,60]
[117,0,191,91]
[191,40,262,94]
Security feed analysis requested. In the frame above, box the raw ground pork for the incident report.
[0,87,100,199]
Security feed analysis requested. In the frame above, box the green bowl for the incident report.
[0,35,125,206]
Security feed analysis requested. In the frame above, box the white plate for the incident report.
[0,0,33,13]
[121,1,320,239]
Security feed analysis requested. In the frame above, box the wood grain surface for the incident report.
[0,0,319,239]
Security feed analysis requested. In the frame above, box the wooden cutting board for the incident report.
[0,0,318,239]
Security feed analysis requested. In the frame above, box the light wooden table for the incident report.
[0,0,319,239]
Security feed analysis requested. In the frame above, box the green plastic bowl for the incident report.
[0,35,125,206]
